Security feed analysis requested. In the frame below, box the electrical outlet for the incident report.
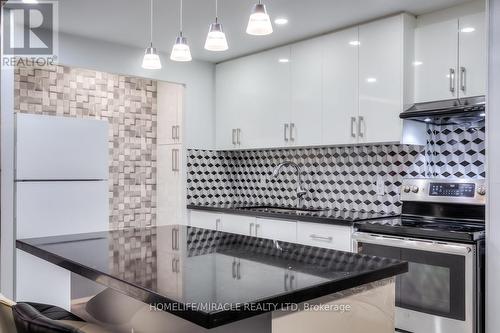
[376,175,385,196]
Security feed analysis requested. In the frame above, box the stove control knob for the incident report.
[477,186,486,196]
[403,186,411,193]
[411,186,419,193]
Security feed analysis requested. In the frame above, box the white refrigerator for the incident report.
[14,113,109,309]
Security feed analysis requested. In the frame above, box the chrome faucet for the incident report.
[271,161,307,208]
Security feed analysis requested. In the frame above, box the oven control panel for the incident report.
[401,178,486,205]
[429,182,475,197]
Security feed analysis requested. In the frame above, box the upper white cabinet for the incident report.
[322,27,359,145]
[215,13,425,150]
[458,12,486,98]
[358,14,415,144]
[158,82,183,145]
[290,38,323,147]
[415,11,486,102]
[216,47,291,149]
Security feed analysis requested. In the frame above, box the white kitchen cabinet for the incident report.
[188,210,221,230]
[415,10,486,102]
[414,19,458,102]
[157,144,184,225]
[255,217,297,242]
[220,214,256,236]
[290,38,323,147]
[458,12,486,98]
[216,46,291,149]
[358,14,416,144]
[296,222,353,252]
[158,81,183,145]
[322,27,359,145]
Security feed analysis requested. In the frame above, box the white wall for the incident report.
[487,1,500,332]
[57,32,215,150]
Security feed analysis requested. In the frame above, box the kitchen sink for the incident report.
[239,206,328,214]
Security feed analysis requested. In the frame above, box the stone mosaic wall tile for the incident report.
[15,64,157,229]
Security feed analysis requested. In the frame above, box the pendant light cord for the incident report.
[215,0,218,23]
[179,0,183,35]
[149,0,153,45]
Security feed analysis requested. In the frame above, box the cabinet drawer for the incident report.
[188,210,221,230]
[220,214,255,236]
[296,222,352,252]
[255,218,297,242]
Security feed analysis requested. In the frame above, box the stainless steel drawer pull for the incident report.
[232,129,236,145]
[249,223,255,236]
[255,224,260,237]
[237,128,241,145]
[449,68,456,93]
[310,234,333,242]
[357,116,364,138]
[284,273,289,291]
[350,117,356,138]
[236,261,241,280]
[290,123,295,141]
[284,124,289,142]
[460,67,466,92]
[171,126,176,140]
[232,260,236,279]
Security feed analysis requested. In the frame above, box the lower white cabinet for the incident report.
[296,222,353,252]
[255,217,297,243]
[189,211,222,230]
[188,210,354,252]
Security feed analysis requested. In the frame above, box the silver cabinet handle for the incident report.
[284,124,289,142]
[249,222,255,235]
[460,67,466,92]
[289,123,295,142]
[289,274,295,290]
[237,128,241,145]
[310,234,333,242]
[171,149,176,171]
[232,260,236,278]
[215,218,221,231]
[255,224,260,237]
[236,261,241,280]
[172,149,179,172]
[171,228,176,250]
[449,68,456,93]
[357,116,364,138]
[284,272,289,291]
[350,117,356,138]
[232,129,236,145]
[176,125,180,140]
[171,125,176,140]
[172,258,176,273]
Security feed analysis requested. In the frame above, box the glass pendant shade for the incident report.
[246,3,273,36]
[204,22,228,51]
[142,44,162,69]
[170,36,192,62]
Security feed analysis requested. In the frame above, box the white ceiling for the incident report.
[58,0,474,63]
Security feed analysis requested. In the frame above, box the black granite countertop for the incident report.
[17,225,407,329]
[187,204,392,226]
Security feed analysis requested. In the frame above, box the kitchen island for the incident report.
[16,225,407,333]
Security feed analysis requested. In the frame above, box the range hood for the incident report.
[400,96,485,125]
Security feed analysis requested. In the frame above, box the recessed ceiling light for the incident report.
[461,27,475,33]
[274,18,288,25]
[413,61,423,66]
[366,77,377,83]
[349,40,360,46]
[278,58,289,63]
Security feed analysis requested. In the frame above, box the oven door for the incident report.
[353,232,475,333]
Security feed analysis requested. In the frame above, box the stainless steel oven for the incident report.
[353,178,486,333]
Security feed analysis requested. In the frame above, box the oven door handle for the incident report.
[352,232,473,256]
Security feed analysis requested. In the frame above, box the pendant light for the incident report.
[246,0,273,36]
[170,0,192,62]
[142,0,162,69]
[204,0,228,52]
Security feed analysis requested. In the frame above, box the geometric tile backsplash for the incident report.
[187,124,485,215]
[15,64,157,229]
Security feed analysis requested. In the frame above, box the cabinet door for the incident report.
[215,61,241,149]
[239,46,292,149]
[322,28,359,145]
[220,214,255,236]
[157,82,182,145]
[459,12,486,98]
[157,144,183,226]
[414,19,458,102]
[290,38,322,146]
[188,211,221,230]
[358,15,407,143]
[255,217,296,242]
